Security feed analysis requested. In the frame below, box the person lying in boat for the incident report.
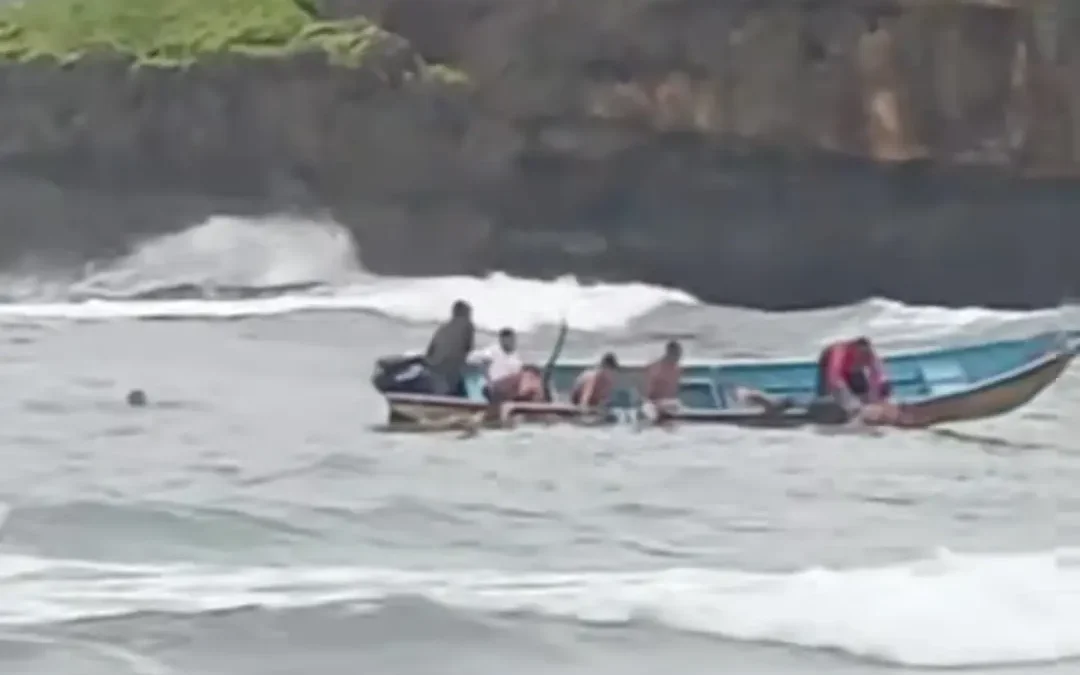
[640,340,683,416]
[425,300,476,397]
[468,327,524,399]
[571,352,620,408]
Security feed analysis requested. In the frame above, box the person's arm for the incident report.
[466,345,492,366]
[868,353,888,402]
[579,376,596,410]
[825,348,864,412]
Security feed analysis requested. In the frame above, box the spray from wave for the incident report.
[72,215,362,298]
[0,215,1064,340]
[0,548,1072,668]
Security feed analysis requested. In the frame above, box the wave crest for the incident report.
[0,548,1073,668]
[0,215,1063,339]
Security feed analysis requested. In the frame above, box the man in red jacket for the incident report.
[815,337,891,405]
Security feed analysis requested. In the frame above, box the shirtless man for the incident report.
[570,353,619,409]
[641,340,682,418]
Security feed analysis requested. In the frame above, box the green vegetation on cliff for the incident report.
[0,0,465,80]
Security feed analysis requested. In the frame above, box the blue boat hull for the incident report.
[537,331,1070,408]
[381,331,1074,430]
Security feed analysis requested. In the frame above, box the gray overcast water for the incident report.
[0,305,1073,675]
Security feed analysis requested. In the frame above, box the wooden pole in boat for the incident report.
[542,319,569,402]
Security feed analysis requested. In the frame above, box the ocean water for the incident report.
[0,216,1075,675]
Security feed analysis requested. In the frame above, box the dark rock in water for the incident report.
[0,0,1078,309]
[126,389,148,407]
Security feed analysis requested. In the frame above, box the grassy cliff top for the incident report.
[0,0,403,67]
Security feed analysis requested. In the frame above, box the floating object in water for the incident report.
[126,389,148,408]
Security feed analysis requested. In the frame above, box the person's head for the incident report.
[451,300,472,320]
[662,340,682,364]
[852,336,873,363]
[600,352,619,371]
[126,389,147,408]
[498,327,517,353]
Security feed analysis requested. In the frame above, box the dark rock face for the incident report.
[0,0,1079,309]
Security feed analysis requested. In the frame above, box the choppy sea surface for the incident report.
[0,215,1075,675]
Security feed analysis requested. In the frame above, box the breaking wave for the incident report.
[0,548,1073,668]
[0,215,1066,339]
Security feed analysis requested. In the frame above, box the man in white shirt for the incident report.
[468,327,524,400]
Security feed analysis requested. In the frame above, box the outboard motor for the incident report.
[371,354,434,394]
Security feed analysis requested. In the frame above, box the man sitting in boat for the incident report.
[468,327,524,399]
[640,340,683,417]
[425,300,476,397]
[571,352,620,408]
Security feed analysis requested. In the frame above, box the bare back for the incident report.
[643,359,681,402]
[572,369,615,407]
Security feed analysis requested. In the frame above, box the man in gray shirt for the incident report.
[425,300,476,397]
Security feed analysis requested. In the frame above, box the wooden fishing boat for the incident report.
[379,331,1076,431]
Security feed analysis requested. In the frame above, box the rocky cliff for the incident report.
[0,0,1078,309]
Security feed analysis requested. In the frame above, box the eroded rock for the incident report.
[0,0,1077,309]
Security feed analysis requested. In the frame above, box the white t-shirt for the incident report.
[468,344,523,382]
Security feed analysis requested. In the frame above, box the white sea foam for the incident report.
[0,548,1073,668]
[0,215,698,332]
[819,297,1063,345]
[0,215,1062,337]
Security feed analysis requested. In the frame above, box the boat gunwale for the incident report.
[897,346,1073,407]
[532,331,1072,370]
[385,341,1073,416]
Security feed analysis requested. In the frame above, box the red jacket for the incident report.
[824,341,887,401]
